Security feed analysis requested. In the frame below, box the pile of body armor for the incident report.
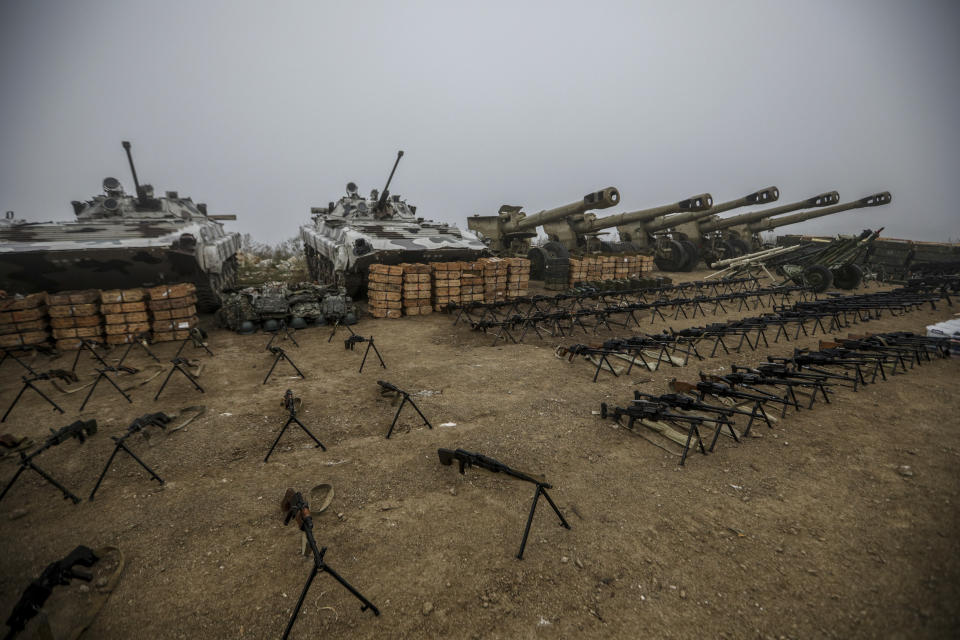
[216,282,357,333]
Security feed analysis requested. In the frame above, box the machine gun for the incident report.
[88,413,172,500]
[4,545,99,639]
[377,380,431,438]
[438,448,570,558]
[1,371,72,423]
[345,334,386,373]
[599,400,707,465]
[730,363,831,407]
[703,370,804,415]
[278,489,379,639]
[0,420,98,506]
[679,379,782,434]
[264,390,325,462]
[633,391,742,451]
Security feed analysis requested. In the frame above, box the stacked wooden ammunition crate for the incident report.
[400,263,433,316]
[600,256,619,281]
[0,293,49,350]
[368,264,403,318]
[505,258,531,298]
[147,283,199,341]
[460,262,484,303]
[48,290,103,350]
[100,288,150,345]
[431,262,462,311]
[480,257,508,303]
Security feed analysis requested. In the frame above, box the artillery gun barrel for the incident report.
[580,193,713,233]
[644,186,780,233]
[698,191,839,233]
[506,187,620,232]
[747,192,891,232]
[121,140,141,196]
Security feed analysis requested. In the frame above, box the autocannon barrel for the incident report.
[747,191,891,232]
[582,193,713,233]
[506,187,621,232]
[644,186,780,233]
[698,191,839,233]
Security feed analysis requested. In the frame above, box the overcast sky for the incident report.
[2,0,958,245]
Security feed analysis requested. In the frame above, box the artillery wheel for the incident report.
[678,240,701,271]
[832,264,864,290]
[654,239,688,272]
[801,264,834,293]
[528,242,570,279]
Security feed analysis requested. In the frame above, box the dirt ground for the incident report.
[1,270,958,639]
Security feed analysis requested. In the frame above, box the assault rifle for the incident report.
[4,545,99,639]
[0,420,97,505]
[599,400,707,465]
[279,489,379,639]
[438,448,570,558]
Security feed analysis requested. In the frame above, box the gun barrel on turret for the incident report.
[121,141,142,198]
[644,187,780,233]
[583,193,713,233]
[698,191,839,233]
[374,150,404,213]
[747,192,891,232]
[504,187,621,233]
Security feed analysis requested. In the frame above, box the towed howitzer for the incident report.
[539,192,713,252]
[697,191,840,264]
[4,546,99,639]
[527,191,711,279]
[638,187,780,271]
[467,187,621,255]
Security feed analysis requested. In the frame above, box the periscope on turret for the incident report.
[299,151,489,297]
[0,141,241,312]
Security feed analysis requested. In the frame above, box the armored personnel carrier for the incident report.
[0,141,240,312]
[301,151,489,296]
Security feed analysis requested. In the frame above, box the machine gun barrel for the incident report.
[748,192,891,232]
[698,191,840,233]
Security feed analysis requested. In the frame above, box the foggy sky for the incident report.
[2,0,958,245]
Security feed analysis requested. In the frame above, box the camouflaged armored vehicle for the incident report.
[0,141,240,312]
[300,151,488,296]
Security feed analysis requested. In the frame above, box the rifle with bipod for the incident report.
[437,448,570,558]
[633,391,741,452]
[599,400,707,465]
[0,419,97,506]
